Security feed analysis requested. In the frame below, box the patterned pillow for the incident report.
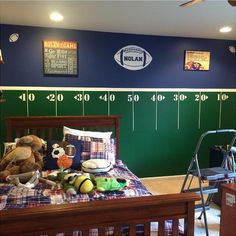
[44,139,82,170]
[65,134,116,165]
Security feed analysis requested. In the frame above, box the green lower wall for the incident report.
[1,88,236,177]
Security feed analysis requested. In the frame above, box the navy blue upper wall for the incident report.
[0,24,235,88]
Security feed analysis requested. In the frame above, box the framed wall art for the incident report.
[184,50,210,71]
[43,40,78,75]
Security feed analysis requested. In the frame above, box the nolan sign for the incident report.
[114,45,152,71]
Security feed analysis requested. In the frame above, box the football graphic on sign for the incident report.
[114,45,152,70]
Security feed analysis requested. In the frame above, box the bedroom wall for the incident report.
[0,24,236,177]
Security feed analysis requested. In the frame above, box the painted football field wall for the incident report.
[1,88,236,177]
[0,24,236,177]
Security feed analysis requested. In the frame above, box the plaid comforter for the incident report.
[0,160,150,209]
[0,160,184,235]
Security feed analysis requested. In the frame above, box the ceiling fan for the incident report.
[180,0,236,7]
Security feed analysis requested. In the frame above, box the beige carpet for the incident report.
[141,175,220,236]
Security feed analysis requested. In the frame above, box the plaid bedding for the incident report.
[0,160,149,209]
[0,160,184,235]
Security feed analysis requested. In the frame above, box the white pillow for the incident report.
[63,126,112,139]
[231,146,236,153]
[82,159,112,173]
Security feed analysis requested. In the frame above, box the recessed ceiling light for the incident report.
[50,12,64,22]
[219,26,232,33]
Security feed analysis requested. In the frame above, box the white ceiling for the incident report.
[0,0,236,40]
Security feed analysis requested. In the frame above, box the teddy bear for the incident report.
[0,135,44,180]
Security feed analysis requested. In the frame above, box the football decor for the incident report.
[9,33,19,43]
[114,45,152,71]
[229,46,236,53]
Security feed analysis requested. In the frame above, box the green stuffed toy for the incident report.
[95,177,128,192]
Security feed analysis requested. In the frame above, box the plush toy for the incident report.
[0,135,44,180]
[50,141,76,169]
[6,171,56,189]
[94,177,128,192]
[63,172,94,195]
[47,170,94,195]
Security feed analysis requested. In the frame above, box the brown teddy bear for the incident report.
[0,135,44,180]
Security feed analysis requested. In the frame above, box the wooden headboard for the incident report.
[5,115,120,158]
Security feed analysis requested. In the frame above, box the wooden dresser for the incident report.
[220,183,236,236]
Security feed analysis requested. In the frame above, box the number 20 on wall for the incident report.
[46,93,64,102]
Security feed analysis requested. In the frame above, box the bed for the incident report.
[0,115,200,236]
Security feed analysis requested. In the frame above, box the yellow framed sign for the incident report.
[184,50,210,71]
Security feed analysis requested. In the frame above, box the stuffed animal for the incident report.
[0,135,44,180]
[63,172,94,195]
[47,170,94,195]
[94,177,128,192]
[6,171,56,189]
[50,141,76,169]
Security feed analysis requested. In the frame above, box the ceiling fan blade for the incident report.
[228,0,236,6]
[180,0,204,7]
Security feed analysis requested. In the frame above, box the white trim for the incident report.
[219,92,222,129]
[26,90,29,117]
[155,91,158,131]
[132,91,135,132]
[82,91,85,116]
[177,91,180,130]
[1,86,236,92]
[198,92,201,129]
[107,91,110,116]
[55,90,58,117]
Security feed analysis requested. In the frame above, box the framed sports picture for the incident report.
[184,50,210,71]
[43,40,78,75]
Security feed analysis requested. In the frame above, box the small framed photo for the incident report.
[184,50,210,71]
